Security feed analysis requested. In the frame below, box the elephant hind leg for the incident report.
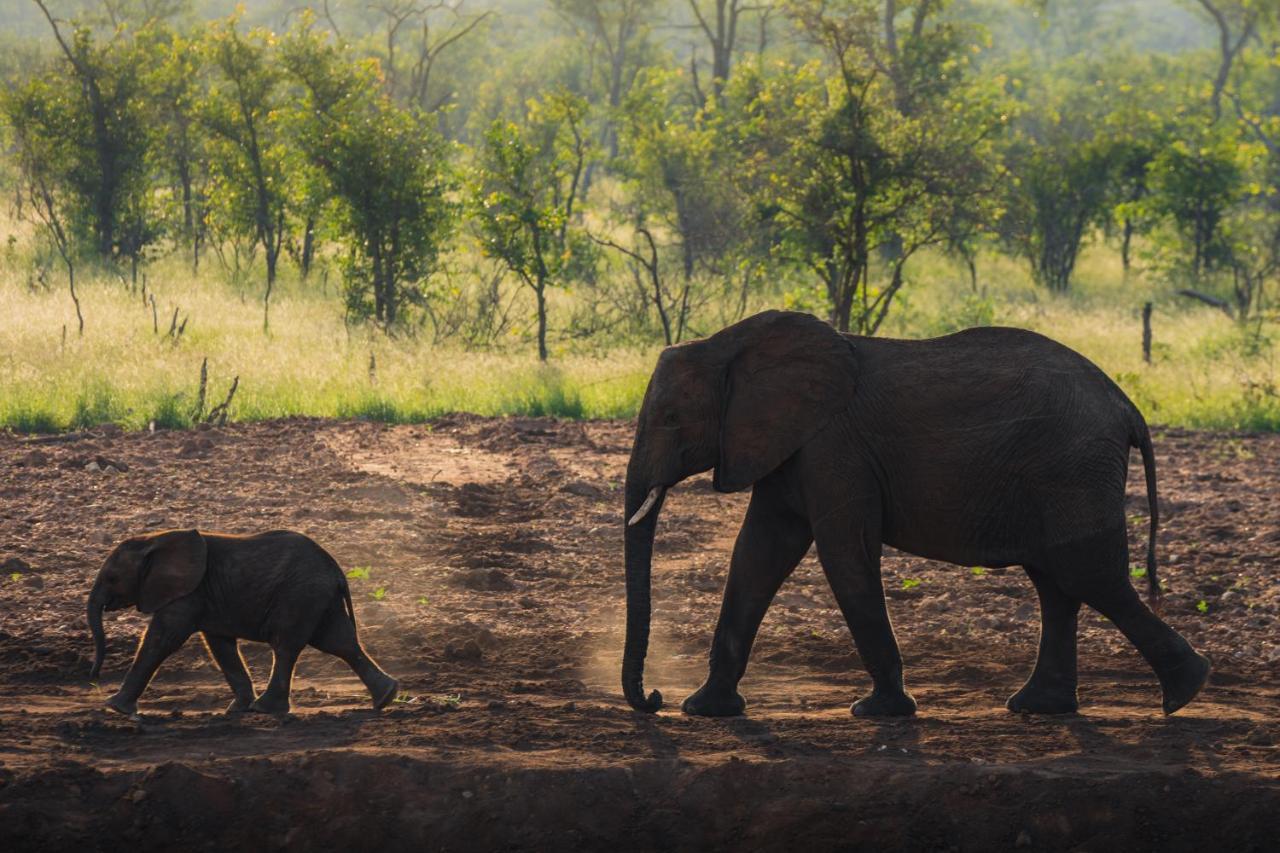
[250,641,304,715]
[310,600,399,710]
[1007,566,1080,714]
[202,632,256,713]
[1047,527,1210,715]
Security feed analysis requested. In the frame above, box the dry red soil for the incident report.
[0,417,1277,851]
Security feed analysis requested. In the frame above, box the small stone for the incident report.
[459,569,515,592]
[445,638,483,662]
[16,449,49,468]
[95,455,129,473]
[560,481,602,498]
[84,461,102,473]
[1,557,32,575]
[1245,728,1273,746]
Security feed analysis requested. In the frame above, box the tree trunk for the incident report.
[535,279,548,362]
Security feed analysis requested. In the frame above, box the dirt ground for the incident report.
[0,416,1277,851]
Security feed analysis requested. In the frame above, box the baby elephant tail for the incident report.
[1132,418,1160,610]
[340,577,359,636]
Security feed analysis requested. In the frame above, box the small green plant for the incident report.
[1196,599,1209,614]
[371,585,387,601]
[346,566,371,581]
[416,596,429,606]
[435,693,462,709]
[9,572,20,583]
[970,567,986,577]
[1130,566,1148,579]
[901,578,922,590]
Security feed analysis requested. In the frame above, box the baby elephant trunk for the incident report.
[87,580,107,679]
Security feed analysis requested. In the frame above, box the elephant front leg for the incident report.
[813,511,916,718]
[106,619,193,717]
[683,480,813,718]
[203,632,256,714]
[1007,567,1081,714]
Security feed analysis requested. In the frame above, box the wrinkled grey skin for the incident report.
[88,529,398,716]
[622,310,1210,718]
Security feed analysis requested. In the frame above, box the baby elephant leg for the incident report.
[250,640,304,715]
[203,633,256,713]
[310,600,399,710]
[108,615,193,717]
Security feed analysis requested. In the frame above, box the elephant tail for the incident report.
[340,579,358,636]
[1132,419,1160,609]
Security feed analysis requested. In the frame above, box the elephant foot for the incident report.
[104,693,139,718]
[1159,652,1211,716]
[225,697,253,715]
[247,695,291,715]
[681,682,746,717]
[1006,683,1078,715]
[371,677,400,711]
[851,689,917,718]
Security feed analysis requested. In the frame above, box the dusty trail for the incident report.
[0,417,1276,850]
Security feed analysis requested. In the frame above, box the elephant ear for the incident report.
[138,530,208,613]
[714,311,858,493]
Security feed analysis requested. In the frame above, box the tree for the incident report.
[284,22,455,328]
[365,0,493,112]
[3,81,81,332]
[138,24,211,273]
[20,1,158,270]
[552,0,662,160]
[613,67,749,340]
[686,0,761,108]
[471,91,595,361]
[201,18,294,331]
[743,0,1003,332]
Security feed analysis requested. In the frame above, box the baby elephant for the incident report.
[87,529,398,716]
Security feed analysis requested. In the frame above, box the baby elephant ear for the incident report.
[139,530,208,613]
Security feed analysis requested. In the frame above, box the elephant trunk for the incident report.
[622,465,665,713]
[88,578,107,679]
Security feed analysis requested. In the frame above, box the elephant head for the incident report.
[622,311,858,711]
[88,529,207,678]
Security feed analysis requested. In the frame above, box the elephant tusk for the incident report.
[628,487,664,527]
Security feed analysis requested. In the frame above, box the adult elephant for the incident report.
[621,310,1209,718]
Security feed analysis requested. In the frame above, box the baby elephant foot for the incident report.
[1159,652,1211,716]
[371,677,400,711]
[104,692,138,718]
[1006,683,1078,715]
[682,682,746,717]
[852,689,917,718]
[247,695,291,715]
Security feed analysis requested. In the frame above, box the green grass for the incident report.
[1,236,1277,432]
